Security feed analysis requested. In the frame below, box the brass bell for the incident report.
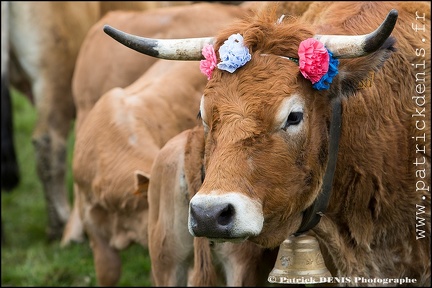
[268,233,332,285]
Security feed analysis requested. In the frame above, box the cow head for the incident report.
[104,9,398,248]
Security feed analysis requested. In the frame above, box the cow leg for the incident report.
[88,231,121,286]
[89,232,121,286]
[60,184,85,246]
[87,204,122,286]
[31,78,75,241]
[32,126,71,241]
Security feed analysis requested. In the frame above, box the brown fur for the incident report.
[193,1,430,286]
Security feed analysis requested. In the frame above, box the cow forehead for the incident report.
[200,60,307,132]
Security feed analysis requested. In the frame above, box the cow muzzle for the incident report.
[188,192,264,241]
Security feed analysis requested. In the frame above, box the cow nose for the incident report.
[188,193,264,239]
[189,202,235,238]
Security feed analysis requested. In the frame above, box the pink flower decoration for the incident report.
[298,38,329,84]
[200,44,217,80]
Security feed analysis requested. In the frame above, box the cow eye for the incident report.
[283,112,303,130]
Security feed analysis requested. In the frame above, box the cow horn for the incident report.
[314,9,398,58]
[103,25,214,60]
[104,9,397,61]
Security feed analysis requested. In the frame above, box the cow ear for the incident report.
[329,38,396,98]
[133,170,150,198]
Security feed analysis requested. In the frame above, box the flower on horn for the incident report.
[200,44,218,80]
[298,38,339,91]
[199,33,251,79]
[217,33,251,73]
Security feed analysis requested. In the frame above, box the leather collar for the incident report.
[294,98,342,236]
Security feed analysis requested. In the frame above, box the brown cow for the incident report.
[148,125,278,286]
[3,1,191,240]
[72,60,203,286]
[143,3,316,286]
[104,1,431,286]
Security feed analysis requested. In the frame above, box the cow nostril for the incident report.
[217,204,235,226]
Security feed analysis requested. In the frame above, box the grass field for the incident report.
[1,90,152,286]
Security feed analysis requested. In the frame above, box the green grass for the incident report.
[1,90,152,286]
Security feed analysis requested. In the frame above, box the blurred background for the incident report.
[1,89,152,286]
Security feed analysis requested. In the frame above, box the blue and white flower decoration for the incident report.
[217,33,251,73]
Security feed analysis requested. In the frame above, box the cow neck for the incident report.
[294,98,342,236]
